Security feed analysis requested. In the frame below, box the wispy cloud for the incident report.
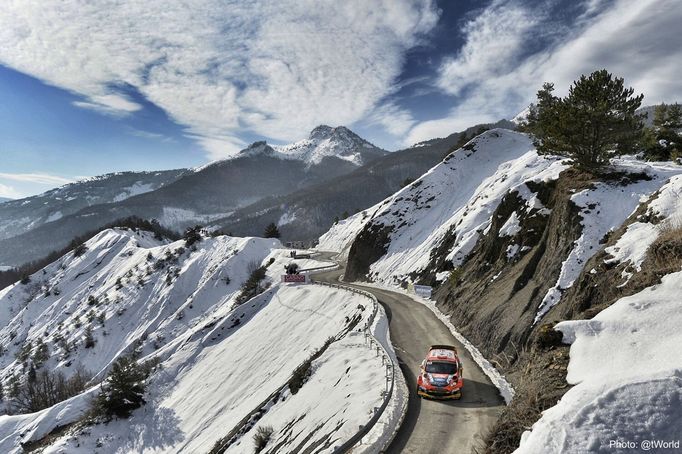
[0,172,74,185]
[73,93,142,117]
[0,0,439,159]
[126,127,176,143]
[364,102,417,137]
[407,0,682,144]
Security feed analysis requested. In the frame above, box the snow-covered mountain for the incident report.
[203,125,385,168]
[0,228,390,452]
[273,125,385,166]
[0,197,12,204]
[0,126,386,268]
[0,170,186,241]
[211,119,518,242]
[320,128,682,453]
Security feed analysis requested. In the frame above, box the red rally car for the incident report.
[417,344,463,399]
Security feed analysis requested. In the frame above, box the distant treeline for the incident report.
[0,217,180,291]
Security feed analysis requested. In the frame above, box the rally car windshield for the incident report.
[425,361,458,374]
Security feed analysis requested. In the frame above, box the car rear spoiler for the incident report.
[430,344,457,352]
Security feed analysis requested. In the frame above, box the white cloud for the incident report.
[0,0,438,159]
[407,112,497,145]
[0,183,21,199]
[437,1,539,96]
[408,0,682,144]
[0,173,73,185]
[73,94,142,116]
[364,102,417,137]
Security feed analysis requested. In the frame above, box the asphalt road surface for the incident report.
[314,261,505,454]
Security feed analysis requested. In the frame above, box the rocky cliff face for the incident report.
[331,128,682,452]
[432,169,593,363]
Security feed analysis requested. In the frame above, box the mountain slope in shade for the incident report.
[211,120,517,242]
[0,126,386,267]
[0,170,186,241]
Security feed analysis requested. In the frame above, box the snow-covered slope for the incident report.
[321,129,569,282]
[514,169,682,452]
[323,130,682,294]
[517,270,682,453]
[0,230,277,382]
[0,229,388,452]
[604,173,682,278]
[533,158,682,322]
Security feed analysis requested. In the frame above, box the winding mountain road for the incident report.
[313,259,504,454]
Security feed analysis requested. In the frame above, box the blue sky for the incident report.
[1,0,681,198]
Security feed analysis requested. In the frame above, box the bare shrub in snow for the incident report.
[648,219,682,273]
[253,425,274,453]
[288,337,335,395]
[7,366,92,414]
[73,243,88,257]
[535,323,563,350]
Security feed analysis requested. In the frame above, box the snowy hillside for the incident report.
[533,158,682,322]
[321,129,569,282]
[0,229,390,452]
[516,270,682,453]
[322,129,682,296]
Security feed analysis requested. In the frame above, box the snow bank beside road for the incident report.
[516,270,682,453]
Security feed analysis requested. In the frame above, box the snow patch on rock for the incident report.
[517,270,682,453]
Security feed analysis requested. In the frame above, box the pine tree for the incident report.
[183,225,203,247]
[263,223,280,239]
[666,103,681,129]
[95,355,147,418]
[643,103,682,161]
[523,69,644,170]
[84,326,96,349]
[653,103,668,128]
